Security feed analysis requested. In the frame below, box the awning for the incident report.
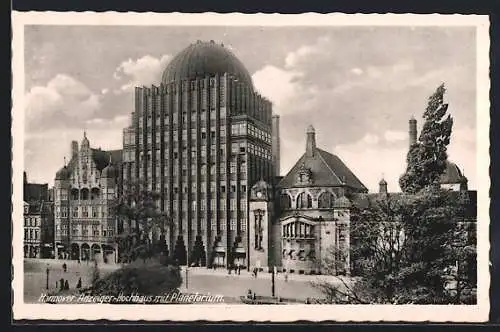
[43,243,53,247]
[234,247,246,253]
[56,245,65,248]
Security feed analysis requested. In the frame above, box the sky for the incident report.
[23,25,477,192]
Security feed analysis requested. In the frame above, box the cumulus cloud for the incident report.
[333,138,407,193]
[25,74,102,131]
[253,34,476,189]
[384,130,407,142]
[114,54,172,92]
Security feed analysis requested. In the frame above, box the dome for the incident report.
[335,196,351,208]
[55,166,71,181]
[161,40,253,87]
[440,161,467,184]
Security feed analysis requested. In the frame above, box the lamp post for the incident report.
[185,266,189,290]
[271,265,275,297]
[45,264,50,290]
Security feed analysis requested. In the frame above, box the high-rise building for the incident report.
[122,40,278,268]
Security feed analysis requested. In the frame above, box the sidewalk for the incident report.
[182,266,353,284]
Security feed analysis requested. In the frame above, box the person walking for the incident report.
[64,279,69,290]
[62,262,67,273]
[76,277,82,289]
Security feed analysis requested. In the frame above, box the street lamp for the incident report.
[271,265,275,298]
[185,266,189,290]
[45,264,50,290]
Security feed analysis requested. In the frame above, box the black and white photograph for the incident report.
[12,12,490,322]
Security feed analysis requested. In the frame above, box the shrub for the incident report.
[90,261,182,299]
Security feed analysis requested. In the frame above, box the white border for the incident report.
[12,12,491,322]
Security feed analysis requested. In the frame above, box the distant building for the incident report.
[53,133,121,263]
[23,199,54,259]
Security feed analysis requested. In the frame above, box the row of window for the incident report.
[280,192,337,209]
[137,106,227,131]
[231,122,272,144]
[55,206,113,218]
[282,222,314,238]
[24,217,41,227]
[24,228,40,241]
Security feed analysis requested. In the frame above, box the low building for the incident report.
[23,200,54,258]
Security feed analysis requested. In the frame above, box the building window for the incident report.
[281,193,292,209]
[296,192,312,209]
[318,191,335,209]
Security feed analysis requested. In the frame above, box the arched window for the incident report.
[80,188,89,200]
[318,191,335,208]
[280,193,292,210]
[296,192,312,209]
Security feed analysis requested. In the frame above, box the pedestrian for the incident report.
[64,279,69,290]
[59,278,65,291]
[285,272,289,283]
[237,263,241,275]
[78,258,81,264]
[76,277,82,289]
[62,263,67,273]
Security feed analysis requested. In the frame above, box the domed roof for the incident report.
[55,166,71,181]
[335,196,351,208]
[440,161,467,184]
[161,40,253,87]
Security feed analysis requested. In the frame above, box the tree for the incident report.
[111,180,172,263]
[314,188,463,304]
[399,84,453,194]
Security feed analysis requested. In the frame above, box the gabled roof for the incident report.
[91,149,123,171]
[278,148,367,192]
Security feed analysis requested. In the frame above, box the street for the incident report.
[23,259,346,304]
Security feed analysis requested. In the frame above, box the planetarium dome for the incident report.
[161,40,253,88]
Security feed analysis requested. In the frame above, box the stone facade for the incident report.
[53,133,121,263]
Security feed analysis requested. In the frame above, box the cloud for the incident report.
[351,68,363,75]
[384,130,407,142]
[25,74,102,131]
[333,137,407,193]
[114,54,172,92]
[252,65,301,108]
[252,34,476,189]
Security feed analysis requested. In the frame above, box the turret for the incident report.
[306,125,316,157]
[379,177,388,195]
[409,116,417,147]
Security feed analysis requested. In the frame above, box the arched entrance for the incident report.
[70,243,80,260]
[102,245,115,264]
[81,243,90,261]
[91,244,101,261]
[56,243,68,259]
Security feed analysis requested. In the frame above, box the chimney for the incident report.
[71,140,79,158]
[409,116,417,147]
[271,114,281,176]
[379,178,388,195]
[306,125,316,157]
